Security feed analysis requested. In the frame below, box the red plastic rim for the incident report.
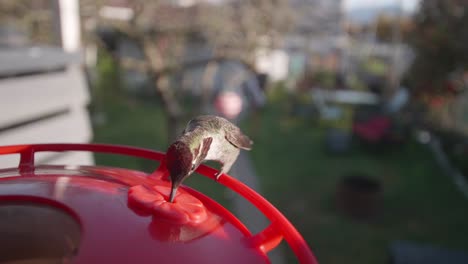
[0,143,318,264]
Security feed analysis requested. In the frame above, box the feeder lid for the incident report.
[0,166,268,264]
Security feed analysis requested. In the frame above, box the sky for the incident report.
[343,0,421,12]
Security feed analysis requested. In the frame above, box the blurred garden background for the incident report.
[1,0,468,263]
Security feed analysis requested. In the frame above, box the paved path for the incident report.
[229,151,285,264]
[428,135,468,200]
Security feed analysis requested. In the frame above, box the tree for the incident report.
[403,0,468,134]
[406,0,468,96]
[81,0,293,141]
[0,0,58,45]
[375,14,413,43]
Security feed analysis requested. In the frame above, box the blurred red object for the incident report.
[353,116,391,143]
[214,91,243,119]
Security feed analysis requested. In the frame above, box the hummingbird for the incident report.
[165,115,253,203]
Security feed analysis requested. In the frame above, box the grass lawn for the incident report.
[91,92,468,263]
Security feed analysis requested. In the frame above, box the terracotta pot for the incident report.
[336,174,382,220]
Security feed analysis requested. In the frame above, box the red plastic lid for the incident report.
[0,144,318,264]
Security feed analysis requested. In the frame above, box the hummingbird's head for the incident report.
[165,141,194,202]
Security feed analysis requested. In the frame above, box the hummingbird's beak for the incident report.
[169,182,179,203]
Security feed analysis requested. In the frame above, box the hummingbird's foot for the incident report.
[214,172,223,181]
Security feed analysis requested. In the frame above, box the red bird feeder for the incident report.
[0,143,318,264]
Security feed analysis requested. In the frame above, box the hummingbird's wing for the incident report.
[225,125,253,150]
[187,115,253,150]
[185,115,212,133]
[199,137,213,164]
[190,136,213,172]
